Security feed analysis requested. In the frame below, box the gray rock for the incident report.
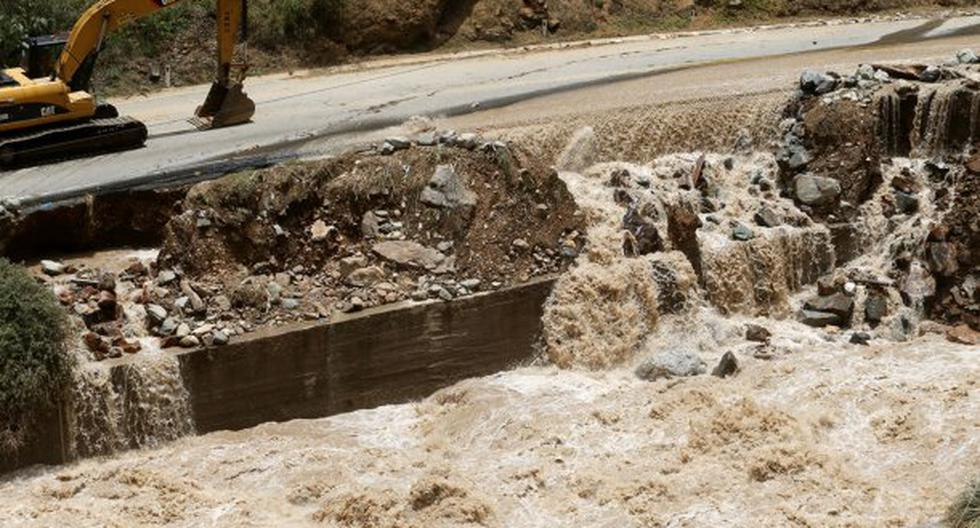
[340,255,369,275]
[436,241,454,252]
[192,323,215,336]
[415,132,437,147]
[873,70,891,83]
[850,332,872,346]
[40,260,65,276]
[754,207,781,228]
[179,335,201,348]
[346,266,386,287]
[865,293,888,323]
[732,224,755,242]
[794,174,842,207]
[745,324,771,343]
[361,212,382,239]
[889,314,913,342]
[176,323,192,338]
[927,242,958,277]
[436,130,457,144]
[856,64,876,81]
[804,293,855,320]
[180,280,206,314]
[918,65,941,83]
[800,309,842,327]
[212,330,230,346]
[266,282,283,304]
[635,349,706,382]
[512,238,531,250]
[623,207,663,255]
[282,298,300,310]
[175,296,190,311]
[956,48,979,64]
[437,287,454,302]
[343,297,365,313]
[453,133,480,150]
[894,190,919,215]
[159,317,179,336]
[146,304,168,325]
[420,165,477,209]
[373,241,446,270]
[712,352,739,378]
[785,145,812,170]
[309,220,335,242]
[800,70,837,95]
[213,294,232,311]
[385,136,411,150]
[460,279,482,291]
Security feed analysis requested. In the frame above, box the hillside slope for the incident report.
[0,0,976,94]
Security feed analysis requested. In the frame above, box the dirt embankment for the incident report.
[34,136,583,359]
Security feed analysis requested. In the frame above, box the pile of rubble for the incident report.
[41,260,145,360]
[774,49,979,343]
[38,136,585,360]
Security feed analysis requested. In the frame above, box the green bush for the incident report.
[249,0,343,49]
[0,0,87,66]
[0,259,72,453]
[948,479,980,528]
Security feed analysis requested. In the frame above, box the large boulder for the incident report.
[804,293,855,320]
[800,70,838,96]
[420,165,477,210]
[794,174,842,207]
[635,349,706,381]
[372,241,446,270]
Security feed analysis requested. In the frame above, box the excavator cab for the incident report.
[21,35,69,79]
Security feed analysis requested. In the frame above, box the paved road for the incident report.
[1,15,978,205]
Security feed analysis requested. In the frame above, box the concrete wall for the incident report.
[1,279,554,474]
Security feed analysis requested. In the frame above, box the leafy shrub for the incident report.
[0,259,72,453]
[0,0,88,65]
[948,479,980,528]
[249,0,343,49]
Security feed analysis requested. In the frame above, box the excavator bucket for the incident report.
[191,81,256,130]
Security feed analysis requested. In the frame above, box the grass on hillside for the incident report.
[0,259,72,454]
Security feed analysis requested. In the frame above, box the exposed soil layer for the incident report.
[28,138,584,361]
[0,188,185,260]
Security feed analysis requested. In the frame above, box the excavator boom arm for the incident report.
[55,0,254,128]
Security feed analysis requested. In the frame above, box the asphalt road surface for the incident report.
[1,15,978,205]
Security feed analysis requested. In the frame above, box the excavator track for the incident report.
[0,117,148,169]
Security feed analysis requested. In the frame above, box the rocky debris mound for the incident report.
[42,261,146,361]
[147,135,583,346]
[778,56,979,334]
[544,140,835,369]
[778,54,979,221]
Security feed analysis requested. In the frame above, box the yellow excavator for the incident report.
[0,0,255,168]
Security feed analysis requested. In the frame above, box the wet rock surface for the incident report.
[635,349,706,381]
